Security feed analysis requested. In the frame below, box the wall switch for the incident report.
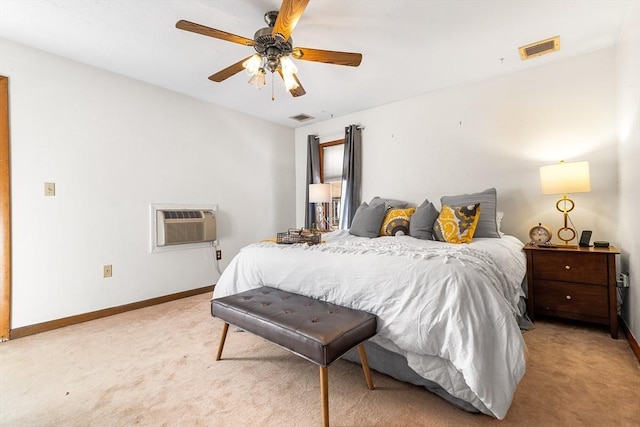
[216,250,222,260]
[44,182,55,196]
[103,265,112,278]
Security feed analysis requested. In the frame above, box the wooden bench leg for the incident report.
[216,322,229,361]
[320,366,329,427]
[357,344,375,390]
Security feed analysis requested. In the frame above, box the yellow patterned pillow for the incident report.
[433,203,481,243]
[380,207,416,236]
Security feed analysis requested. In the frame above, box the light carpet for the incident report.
[1,293,638,426]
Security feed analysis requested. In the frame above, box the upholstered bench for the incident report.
[211,286,377,427]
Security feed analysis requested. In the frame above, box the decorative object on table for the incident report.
[539,160,591,246]
[593,240,610,248]
[578,230,592,247]
[529,222,553,245]
[277,228,321,245]
[309,183,332,231]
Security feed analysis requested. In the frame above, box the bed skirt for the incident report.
[342,340,480,413]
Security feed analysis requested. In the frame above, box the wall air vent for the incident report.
[150,204,218,252]
[290,113,315,122]
[156,209,216,246]
[518,36,560,60]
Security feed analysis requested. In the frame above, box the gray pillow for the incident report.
[440,188,500,238]
[349,202,387,238]
[369,196,410,209]
[409,199,440,240]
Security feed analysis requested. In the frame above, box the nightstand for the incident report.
[523,243,620,339]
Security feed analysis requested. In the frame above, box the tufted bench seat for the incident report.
[211,286,377,427]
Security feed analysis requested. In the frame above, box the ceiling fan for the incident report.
[176,0,362,98]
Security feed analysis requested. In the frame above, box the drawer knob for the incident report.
[566,295,572,300]
[565,265,571,270]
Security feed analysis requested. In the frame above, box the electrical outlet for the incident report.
[216,250,222,260]
[621,273,630,288]
[103,265,112,278]
[44,182,55,196]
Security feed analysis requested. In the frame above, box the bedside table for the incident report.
[523,243,620,339]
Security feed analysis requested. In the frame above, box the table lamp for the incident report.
[309,183,332,231]
[539,160,591,246]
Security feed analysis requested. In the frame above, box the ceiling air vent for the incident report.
[518,36,560,60]
[289,113,315,122]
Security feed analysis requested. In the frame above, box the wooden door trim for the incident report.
[0,76,11,340]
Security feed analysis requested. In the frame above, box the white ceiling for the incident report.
[0,1,633,128]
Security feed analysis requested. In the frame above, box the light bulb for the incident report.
[280,55,298,75]
[243,54,262,76]
[280,56,299,91]
[282,72,299,91]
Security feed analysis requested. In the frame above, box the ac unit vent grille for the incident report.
[163,210,203,219]
[166,221,205,244]
[156,209,216,246]
[518,36,560,60]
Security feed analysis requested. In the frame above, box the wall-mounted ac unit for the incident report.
[156,209,217,247]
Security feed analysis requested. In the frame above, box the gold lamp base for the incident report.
[555,194,577,245]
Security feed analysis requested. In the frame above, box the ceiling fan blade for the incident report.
[208,56,252,82]
[272,0,310,41]
[289,75,306,97]
[292,47,362,67]
[277,70,306,97]
[176,20,254,46]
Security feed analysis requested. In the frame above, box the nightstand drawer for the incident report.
[532,251,607,285]
[534,280,608,319]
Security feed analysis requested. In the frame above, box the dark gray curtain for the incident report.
[305,135,321,229]
[339,125,362,229]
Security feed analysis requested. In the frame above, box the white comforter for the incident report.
[214,230,528,419]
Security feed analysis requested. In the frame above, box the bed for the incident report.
[213,225,530,420]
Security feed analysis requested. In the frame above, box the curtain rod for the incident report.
[314,125,365,140]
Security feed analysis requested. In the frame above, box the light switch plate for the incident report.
[44,182,55,196]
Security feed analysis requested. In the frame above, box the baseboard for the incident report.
[10,285,214,340]
[619,316,640,363]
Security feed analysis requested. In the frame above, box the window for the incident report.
[319,139,344,229]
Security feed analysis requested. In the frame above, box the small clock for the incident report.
[529,223,552,245]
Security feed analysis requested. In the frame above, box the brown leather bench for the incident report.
[211,286,377,427]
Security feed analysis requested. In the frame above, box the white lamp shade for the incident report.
[309,183,332,203]
[539,161,591,195]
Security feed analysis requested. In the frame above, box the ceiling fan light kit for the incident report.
[176,0,362,98]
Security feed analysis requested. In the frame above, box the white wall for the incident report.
[295,48,619,248]
[0,39,295,328]
[616,1,640,343]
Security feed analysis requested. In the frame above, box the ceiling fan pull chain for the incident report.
[272,72,275,101]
